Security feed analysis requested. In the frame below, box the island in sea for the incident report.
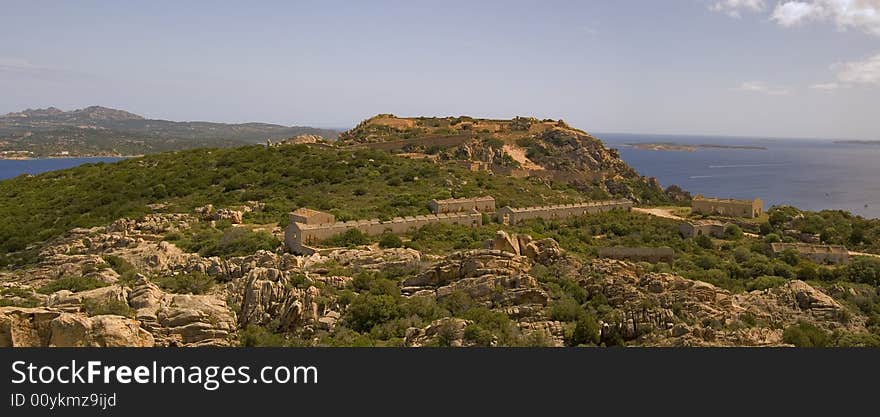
[834,140,880,146]
[623,142,767,152]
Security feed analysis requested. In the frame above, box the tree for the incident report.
[783,322,829,347]
[844,257,880,286]
[378,233,403,249]
[567,313,600,346]
[724,224,743,240]
[780,249,801,267]
[695,234,713,249]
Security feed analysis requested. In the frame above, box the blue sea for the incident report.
[598,133,880,219]
[0,157,123,180]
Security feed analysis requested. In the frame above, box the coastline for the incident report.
[0,154,141,160]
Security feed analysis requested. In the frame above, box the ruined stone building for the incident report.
[691,195,763,218]
[285,209,482,254]
[597,247,675,263]
[428,196,495,214]
[495,199,633,225]
[770,243,850,265]
[289,207,336,225]
[679,220,728,238]
[285,197,634,254]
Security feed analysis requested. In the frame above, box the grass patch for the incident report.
[37,276,109,295]
[154,272,215,295]
[82,298,136,318]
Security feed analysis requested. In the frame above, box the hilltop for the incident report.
[339,114,675,203]
[0,106,339,157]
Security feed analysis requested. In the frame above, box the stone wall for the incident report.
[429,196,495,214]
[289,208,335,225]
[598,247,675,263]
[692,195,763,218]
[770,243,850,265]
[495,200,632,224]
[348,134,473,152]
[286,212,482,253]
[679,221,727,238]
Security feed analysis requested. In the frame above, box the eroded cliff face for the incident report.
[0,215,868,347]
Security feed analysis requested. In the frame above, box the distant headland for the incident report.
[622,142,767,152]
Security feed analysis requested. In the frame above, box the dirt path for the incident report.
[849,251,880,259]
[502,144,543,170]
[633,207,685,221]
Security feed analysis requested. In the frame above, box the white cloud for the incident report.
[810,82,841,89]
[710,0,767,17]
[735,81,792,95]
[770,1,880,35]
[0,57,35,70]
[833,53,880,84]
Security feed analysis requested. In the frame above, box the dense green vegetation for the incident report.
[400,210,880,295]
[82,298,136,318]
[103,255,139,285]
[766,206,880,254]
[154,272,215,295]
[37,276,109,295]
[0,287,40,307]
[0,144,604,265]
[165,222,279,258]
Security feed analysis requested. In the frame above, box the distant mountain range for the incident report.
[0,106,340,158]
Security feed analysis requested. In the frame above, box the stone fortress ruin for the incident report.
[691,195,763,218]
[770,242,850,265]
[495,200,633,225]
[285,196,632,254]
[429,196,496,214]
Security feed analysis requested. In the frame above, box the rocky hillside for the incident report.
[338,115,675,203]
[0,106,339,157]
[1,212,872,347]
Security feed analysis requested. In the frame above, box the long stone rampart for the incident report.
[286,211,483,251]
[496,199,632,224]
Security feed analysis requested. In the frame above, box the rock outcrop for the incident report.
[404,249,549,307]
[0,307,153,347]
[578,259,863,346]
[128,276,236,347]
[233,267,324,332]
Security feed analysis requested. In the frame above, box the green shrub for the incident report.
[844,257,880,286]
[323,229,370,248]
[0,287,40,307]
[239,325,286,347]
[82,298,135,318]
[463,324,495,346]
[201,228,279,258]
[38,276,109,294]
[378,233,403,249]
[567,313,601,346]
[779,249,801,266]
[103,255,138,285]
[783,322,830,347]
[695,234,713,249]
[764,233,781,243]
[724,224,743,240]
[548,297,583,322]
[746,275,788,291]
[796,264,819,281]
[155,272,215,295]
[344,294,403,333]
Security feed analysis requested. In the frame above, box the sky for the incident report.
[1,0,879,139]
